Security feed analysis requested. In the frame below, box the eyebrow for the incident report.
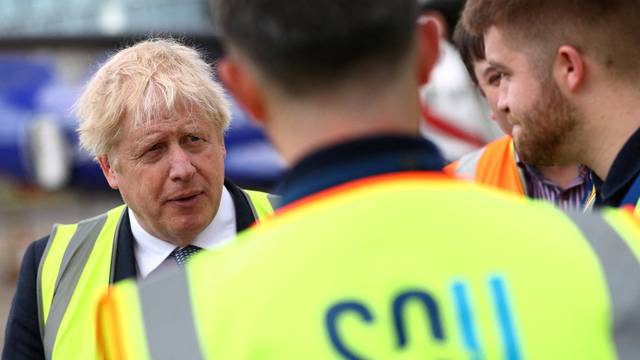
[482,65,498,78]
[487,60,511,74]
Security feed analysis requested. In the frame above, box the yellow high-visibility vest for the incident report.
[98,173,640,359]
[37,189,273,360]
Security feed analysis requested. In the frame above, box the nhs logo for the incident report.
[324,275,522,359]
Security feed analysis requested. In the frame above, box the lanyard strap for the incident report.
[582,185,598,213]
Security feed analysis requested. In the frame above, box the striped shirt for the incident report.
[517,160,593,211]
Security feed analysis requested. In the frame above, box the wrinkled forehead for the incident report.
[115,105,215,145]
[128,110,209,132]
[126,92,219,131]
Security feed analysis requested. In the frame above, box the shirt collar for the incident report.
[275,135,446,207]
[131,185,236,279]
[514,150,590,190]
[597,127,640,206]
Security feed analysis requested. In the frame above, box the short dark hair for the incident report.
[214,0,419,95]
[419,0,465,40]
[452,22,484,85]
[462,0,640,82]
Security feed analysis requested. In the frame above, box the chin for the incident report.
[171,218,208,237]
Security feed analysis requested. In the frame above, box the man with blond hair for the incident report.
[2,38,274,360]
[462,0,640,212]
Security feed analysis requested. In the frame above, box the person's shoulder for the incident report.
[3,234,50,360]
[22,235,50,270]
[12,234,51,289]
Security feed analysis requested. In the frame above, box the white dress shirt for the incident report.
[131,186,237,279]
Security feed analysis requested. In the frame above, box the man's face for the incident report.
[472,59,512,135]
[485,26,578,166]
[101,109,226,246]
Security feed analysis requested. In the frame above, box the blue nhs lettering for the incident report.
[324,275,521,360]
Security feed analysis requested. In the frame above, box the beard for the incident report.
[510,81,579,166]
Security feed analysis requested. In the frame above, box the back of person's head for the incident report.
[452,22,485,85]
[419,0,465,40]
[462,0,640,82]
[75,38,230,158]
[214,0,419,96]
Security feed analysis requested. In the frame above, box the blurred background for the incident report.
[0,0,501,351]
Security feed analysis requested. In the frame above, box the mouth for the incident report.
[167,191,204,205]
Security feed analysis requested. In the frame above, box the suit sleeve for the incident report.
[2,237,48,360]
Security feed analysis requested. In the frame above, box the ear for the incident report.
[217,57,267,126]
[421,10,448,39]
[97,154,119,190]
[416,16,441,86]
[554,45,585,93]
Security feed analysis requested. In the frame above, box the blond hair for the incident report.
[75,38,230,158]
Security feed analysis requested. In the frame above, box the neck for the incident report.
[579,119,637,181]
[536,164,581,190]
[264,72,423,165]
[573,79,640,180]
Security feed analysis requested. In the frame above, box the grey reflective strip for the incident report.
[139,268,204,360]
[43,213,108,360]
[37,225,59,341]
[267,193,280,210]
[454,147,485,179]
[566,211,640,359]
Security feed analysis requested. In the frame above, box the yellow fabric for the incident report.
[40,224,77,325]
[244,189,274,221]
[43,188,271,359]
[602,208,640,261]
[97,281,150,360]
[49,206,124,359]
[99,176,630,359]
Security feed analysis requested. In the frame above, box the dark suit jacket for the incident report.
[2,179,262,360]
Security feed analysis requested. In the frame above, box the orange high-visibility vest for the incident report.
[444,135,526,196]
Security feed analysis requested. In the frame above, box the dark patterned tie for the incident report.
[171,245,202,267]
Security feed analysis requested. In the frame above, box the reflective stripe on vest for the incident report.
[447,136,525,196]
[38,189,272,359]
[96,175,640,359]
[241,189,277,220]
[140,269,203,360]
[37,205,126,360]
[565,211,640,358]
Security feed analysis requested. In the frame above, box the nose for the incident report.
[168,145,196,181]
[497,81,510,114]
